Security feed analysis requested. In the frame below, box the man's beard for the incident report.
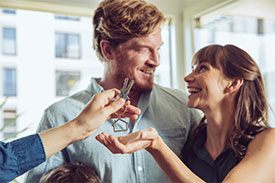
[114,72,154,93]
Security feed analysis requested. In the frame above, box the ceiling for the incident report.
[201,0,275,22]
[227,0,275,20]
[37,0,102,8]
[0,0,204,17]
[35,0,203,9]
[0,0,274,20]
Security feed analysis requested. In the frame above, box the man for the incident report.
[25,0,201,182]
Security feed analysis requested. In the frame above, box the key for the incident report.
[112,78,134,132]
[119,78,134,102]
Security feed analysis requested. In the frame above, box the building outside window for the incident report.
[56,71,80,96]
[55,32,81,59]
[2,27,16,55]
[3,68,17,96]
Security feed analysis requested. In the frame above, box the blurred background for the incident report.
[0,0,274,149]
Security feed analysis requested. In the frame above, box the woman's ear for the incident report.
[226,78,244,94]
[100,40,113,61]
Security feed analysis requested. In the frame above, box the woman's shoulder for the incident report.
[224,128,275,182]
[247,128,275,156]
[255,127,275,139]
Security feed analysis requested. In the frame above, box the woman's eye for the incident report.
[198,66,207,73]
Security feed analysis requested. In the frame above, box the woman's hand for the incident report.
[72,88,141,141]
[40,88,141,159]
[96,127,160,153]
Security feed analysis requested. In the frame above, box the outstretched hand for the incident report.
[96,127,159,154]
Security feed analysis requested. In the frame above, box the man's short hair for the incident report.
[39,162,101,183]
[93,0,166,61]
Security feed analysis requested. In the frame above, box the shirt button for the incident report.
[137,166,143,171]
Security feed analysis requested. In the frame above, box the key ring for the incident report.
[112,105,129,132]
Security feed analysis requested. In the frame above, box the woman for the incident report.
[0,89,140,182]
[96,44,275,182]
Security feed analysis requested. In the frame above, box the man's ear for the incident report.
[100,40,113,60]
[226,78,244,94]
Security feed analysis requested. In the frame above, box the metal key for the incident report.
[112,78,134,132]
[119,78,134,102]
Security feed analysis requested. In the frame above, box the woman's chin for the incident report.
[187,101,202,110]
[187,102,196,109]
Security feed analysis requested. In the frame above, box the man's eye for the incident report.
[137,48,149,53]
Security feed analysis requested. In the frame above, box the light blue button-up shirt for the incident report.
[25,78,201,183]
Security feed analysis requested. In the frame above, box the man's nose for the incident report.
[149,50,160,67]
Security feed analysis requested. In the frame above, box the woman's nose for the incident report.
[184,72,195,83]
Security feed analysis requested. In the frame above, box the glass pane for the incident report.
[3,68,17,96]
[55,33,80,59]
[56,71,80,96]
[154,19,174,88]
[67,34,81,59]
[2,27,16,55]
[2,9,16,14]
[2,110,17,139]
[55,33,66,57]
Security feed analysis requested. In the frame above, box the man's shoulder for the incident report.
[153,84,189,101]
[46,89,93,115]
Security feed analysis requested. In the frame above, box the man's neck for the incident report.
[128,91,141,107]
[98,78,119,90]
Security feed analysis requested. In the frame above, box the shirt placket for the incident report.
[132,91,150,183]
[134,150,146,183]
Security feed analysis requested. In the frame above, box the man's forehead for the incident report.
[121,36,162,48]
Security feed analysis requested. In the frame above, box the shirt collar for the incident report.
[87,78,104,94]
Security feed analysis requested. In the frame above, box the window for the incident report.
[2,110,17,139]
[56,71,80,96]
[2,9,16,14]
[55,32,81,59]
[55,15,79,21]
[155,18,175,88]
[3,68,17,96]
[2,27,16,55]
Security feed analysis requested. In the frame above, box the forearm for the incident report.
[39,119,85,158]
[0,135,45,182]
[147,138,204,183]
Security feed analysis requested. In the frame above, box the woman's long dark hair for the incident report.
[192,44,269,157]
